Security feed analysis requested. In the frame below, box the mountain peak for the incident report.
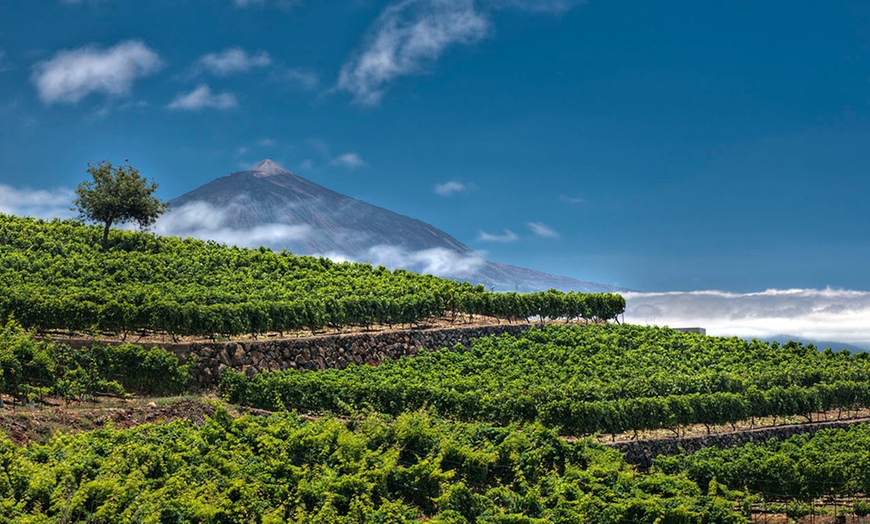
[251,159,292,177]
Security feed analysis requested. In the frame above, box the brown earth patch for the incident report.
[0,397,267,446]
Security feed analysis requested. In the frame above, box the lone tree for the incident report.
[73,160,168,249]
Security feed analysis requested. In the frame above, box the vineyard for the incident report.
[654,424,870,519]
[0,319,189,406]
[3,212,870,521]
[0,408,750,523]
[222,324,870,437]
[0,214,624,338]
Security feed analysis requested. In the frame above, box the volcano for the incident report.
[162,160,622,293]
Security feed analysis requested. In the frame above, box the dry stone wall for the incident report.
[608,417,870,469]
[171,323,539,388]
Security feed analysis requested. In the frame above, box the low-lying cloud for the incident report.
[0,184,76,219]
[32,40,162,105]
[625,289,870,348]
[154,201,311,247]
[358,244,487,277]
[159,202,486,278]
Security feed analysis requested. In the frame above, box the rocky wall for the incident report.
[608,418,870,469]
[172,323,539,388]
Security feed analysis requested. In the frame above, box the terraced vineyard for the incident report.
[223,323,870,437]
[4,212,870,522]
[0,214,623,339]
[0,407,749,523]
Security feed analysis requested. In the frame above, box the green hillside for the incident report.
[0,409,747,523]
[0,214,624,339]
[224,324,870,436]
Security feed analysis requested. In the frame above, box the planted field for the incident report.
[0,214,623,339]
[655,423,870,517]
[223,324,870,436]
[0,408,748,523]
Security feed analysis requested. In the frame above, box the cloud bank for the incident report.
[0,184,76,219]
[168,84,237,111]
[354,245,487,277]
[32,40,162,104]
[158,201,486,278]
[154,201,311,247]
[625,289,870,347]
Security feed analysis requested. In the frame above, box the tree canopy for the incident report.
[73,160,168,249]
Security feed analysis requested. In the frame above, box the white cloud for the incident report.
[559,195,585,205]
[528,221,560,239]
[279,68,320,90]
[32,40,162,105]
[195,48,272,76]
[359,245,486,277]
[485,0,586,14]
[625,289,870,347]
[158,201,484,278]
[155,201,311,247]
[330,152,366,169]
[322,245,486,278]
[337,0,489,105]
[168,84,237,111]
[434,181,466,196]
[0,184,76,219]
[477,229,518,243]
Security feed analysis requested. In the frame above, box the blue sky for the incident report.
[2,0,870,294]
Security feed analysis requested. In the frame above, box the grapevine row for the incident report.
[220,324,870,436]
[0,214,625,337]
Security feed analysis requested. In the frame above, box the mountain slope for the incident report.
[164,160,622,292]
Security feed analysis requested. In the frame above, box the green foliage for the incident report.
[0,410,747,522]
[0,319,54,403]
[223,324,870,435]
[654,424,870,502]
[73,160,168,249]
[0,214,625,338]
[0,321,188,404]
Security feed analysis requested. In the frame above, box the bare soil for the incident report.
[0,396,274,446]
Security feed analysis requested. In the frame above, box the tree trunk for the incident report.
[101,220,112,250]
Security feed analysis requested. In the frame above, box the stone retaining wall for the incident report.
[608,417,870,469]
[170,323,539,388]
